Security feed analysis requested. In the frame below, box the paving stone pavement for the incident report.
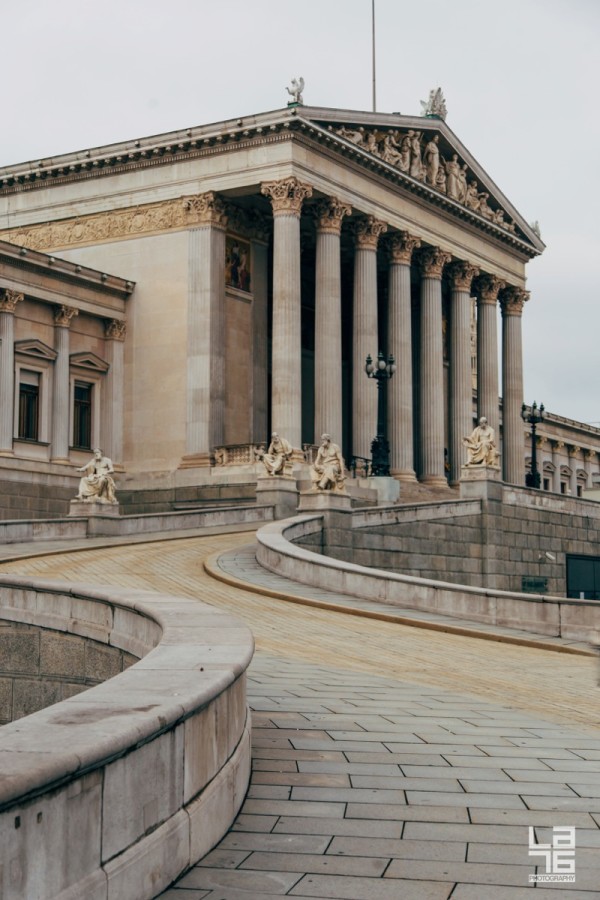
[1,531,600,898]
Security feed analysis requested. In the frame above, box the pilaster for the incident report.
[103,319,126,464]
[0,290,24,455]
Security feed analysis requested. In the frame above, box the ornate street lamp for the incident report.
[521,401,545,488]
[365,351,396,476]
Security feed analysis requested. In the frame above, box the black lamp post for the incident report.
[365,351,396,476]
[521,401,545,488]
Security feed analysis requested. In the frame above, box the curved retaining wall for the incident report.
[256,515,600,642]
[0,575,254,900]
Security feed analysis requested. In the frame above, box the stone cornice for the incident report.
[386,231,421,265]
[352,215,387,250]
[418,246,451,279]
[313,198,352,235]
[0,289,24,313]
[54,304,79,327]
[261,177,313,217]
[448,261,479,292]
[500,285,529,316]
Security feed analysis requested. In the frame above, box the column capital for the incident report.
[352,215,387,250]
[54,305,79,327]
[261,177,313,217]
[183,191,228,229]
[418,246,451,279]
[105,319,127,341]
[448,260,479,292]
[0,289,24,313]
[500,285,529,316]
[475,273,506,305]
[386,231,421,265]
[313,197,352,235]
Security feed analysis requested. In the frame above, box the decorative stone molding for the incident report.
[500,285,529,316]
[352,215,387,250]
[183,191,228,229]
[105,319,127,341]
[0,289,24,312]
[418,246,451,279]
[225,204,270,243]
[313,198,352,235]
[386,231,421,265]
[54,304,79,327]
[448,261,479,292]
[475,273,505,305]
[261,177,313,217]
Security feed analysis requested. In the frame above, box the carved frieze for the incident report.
[313,198,352,235]
[261,177,313,217]
[0,289,24,312]
[54,305,79,327]
[386,231,421,265]
[332,124,518,235]
[352,215,387,250]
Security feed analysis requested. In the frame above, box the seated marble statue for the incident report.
[76,448,118,503]
[311,434,346,492]
[261,432,292,476]
[462,417,499,467]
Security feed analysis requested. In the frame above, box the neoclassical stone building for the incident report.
[0,98,597,511]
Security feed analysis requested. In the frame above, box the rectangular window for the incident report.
[18,371,39,441]
[73,382,92,449]
[543,477,550,492]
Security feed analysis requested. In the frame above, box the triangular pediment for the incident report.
[70,351,109,373]
[15,339,57,362]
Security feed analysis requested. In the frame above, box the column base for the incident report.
[419,475,449,488]
[179,453,212,469]
[391,469,417,484]
[0,449,15,458]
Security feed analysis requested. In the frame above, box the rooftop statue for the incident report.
[261,432,293,476]
[462,417,500,468]
[420,87,448,121]
[311,434,347,492]
[75,448,118,504]
[286,77,305,105]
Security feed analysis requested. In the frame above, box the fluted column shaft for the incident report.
[418,248,450,484]
[449,262,479,482]
[314,199,351,445]
[552,442,563,493]
[352,216,387,460]
[0,291,23,454]
[475,275,503,439]
[185,193,227,464]
[387,233,420,481]
[251,239,269,442]
[103,320,126,463]
[51,306,78,461]
[262,177,312,451]
[501,287,528,485]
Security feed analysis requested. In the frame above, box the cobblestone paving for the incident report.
[2,532,600,898]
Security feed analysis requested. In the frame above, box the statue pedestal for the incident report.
[297,490,352,513]
[255,476,298,520]
[357,476,400,504]
[69,500,120,517]
[459,465,502,500]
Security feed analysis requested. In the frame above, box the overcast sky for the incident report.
[3,0,599,423]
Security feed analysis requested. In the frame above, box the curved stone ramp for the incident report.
[1,534,600,898]
[0,573,253,900]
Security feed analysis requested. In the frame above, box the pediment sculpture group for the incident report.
[333,125,516,234]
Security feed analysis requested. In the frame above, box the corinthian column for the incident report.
[418,246,451,484]
[475,274,504,438]
[387,231,420,481]
[500,286,528,485]
[448,261,479,482]
[261,177,313,451]
[51,305,79,462]
[313,198,351,444]
[0,290,23,455]
[184,192,227,466]
[103,319,126,464]
[352,215,387,460]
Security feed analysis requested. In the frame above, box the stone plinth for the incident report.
[69,500,121,517]
[298,490,352,513]
[255,475,298,520]
[357,476,400,504]
[459,465,502,500]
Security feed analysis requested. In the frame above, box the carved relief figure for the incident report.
[311,434,346,492]
[445,154,461,200]
[286,77,305,104]
[409,131,423,179]
[457,164,468,204]
[399,134,411,172]
[261,432,293,476]
[463,418,499,467]
[76,449,118,504]
[381,133,403,167]
[478,192,493,220]
[465,180,480,210]
[423,135,440,186]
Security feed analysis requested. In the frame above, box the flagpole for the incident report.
[371,0,377,112]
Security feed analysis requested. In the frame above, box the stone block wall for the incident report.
[0,621,136,724]
[0,479,73,520]
[117,482,257,515]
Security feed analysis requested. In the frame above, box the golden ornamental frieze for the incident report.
[331,124,518,236]
[0,194,237,251]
